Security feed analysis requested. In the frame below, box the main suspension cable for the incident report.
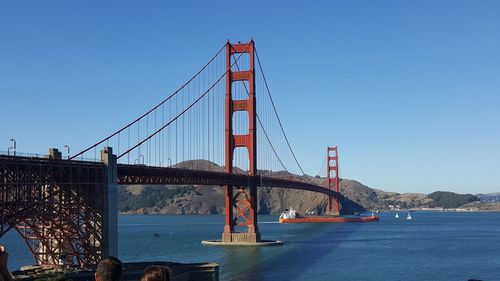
[117,42,251,159]
[229,52,290,176]
[70,43,227,160]
[317,154,326,178]
[255,48,314,182]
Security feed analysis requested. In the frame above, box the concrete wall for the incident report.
[101,147,118,258]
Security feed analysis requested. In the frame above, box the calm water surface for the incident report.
[2,212,500,280]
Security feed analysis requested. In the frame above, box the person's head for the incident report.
[140,265,171,281]
[95,257,122,281]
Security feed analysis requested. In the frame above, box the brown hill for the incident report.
[118,160,489,214]
[119,183,365,215]
[119,160,365,215]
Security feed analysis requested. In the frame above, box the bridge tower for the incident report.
[327,146,340,215]
[222,40,261,243]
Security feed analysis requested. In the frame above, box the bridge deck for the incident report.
[117,164,343,199]
[0,155,344,205]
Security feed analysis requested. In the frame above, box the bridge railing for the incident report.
[0,151,100,162]
[0,151,49,158]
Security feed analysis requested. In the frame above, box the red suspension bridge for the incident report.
[0,40,345,267]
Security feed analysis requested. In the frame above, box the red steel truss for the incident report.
[117,164,344,198]
[0,155,108,267]
[222,40,260,243]
[0,40,355,264]
[326,146,341,214]
[1,155,344,267]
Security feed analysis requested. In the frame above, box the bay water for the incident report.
[2,212,500,280]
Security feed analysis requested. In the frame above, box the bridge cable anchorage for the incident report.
[254,48,315,184]
[116,42,252,160]
[70,43,227,160]
[230,52,290,177]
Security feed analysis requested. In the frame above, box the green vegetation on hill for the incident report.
[118,186,194,212]
[340,180,485,211]
[428,191,479,208]
[115,162,491,214]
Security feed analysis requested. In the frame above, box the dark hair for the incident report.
[96,257,123,281]
[140,265,171,281]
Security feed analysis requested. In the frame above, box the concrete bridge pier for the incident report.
[101,147,118,258]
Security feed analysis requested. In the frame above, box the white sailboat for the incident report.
[395,212,399,218]
[406,212,412,220]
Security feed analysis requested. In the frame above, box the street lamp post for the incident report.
[134,155,144,165]
[9,139,16,156]
[64,145,70,160]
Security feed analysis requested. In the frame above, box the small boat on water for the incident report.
[279,209,379,224]
[395,212,399,218]
[279,208,298,220]
[406,213,412,220]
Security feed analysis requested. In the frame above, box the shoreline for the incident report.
[118,209,500,215]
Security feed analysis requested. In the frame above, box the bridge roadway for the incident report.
[1,153,346,265]
[118,164,344,200]
[1,154,345,208]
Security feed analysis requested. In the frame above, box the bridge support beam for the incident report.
[0,153,109,266]
[327,146,341,215]
[101,147,118,257]
[221,40,261,243]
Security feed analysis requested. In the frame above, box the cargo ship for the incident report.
[278,209,379,223]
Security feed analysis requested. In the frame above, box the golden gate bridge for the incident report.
[0,40,344,267]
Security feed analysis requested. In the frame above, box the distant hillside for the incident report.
[118,186,197,213]
[476,193,500,202]
[467,193,500,210]
[337,180,434,210]
[460,201,500,211]
[341,183,481,210]
[427,191,479,208]
[118,184,366,215]
[117,160,494,214]
[117,161,365,215]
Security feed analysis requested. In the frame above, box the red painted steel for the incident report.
[327,146,341,214]
[0,155,107,267]
[279,215,379,223]
[116,164,345,198]
[223,40,260,242]
[1,153,348,265]
[0,40,358,263]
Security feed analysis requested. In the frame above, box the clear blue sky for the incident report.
[1,1,499,194]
